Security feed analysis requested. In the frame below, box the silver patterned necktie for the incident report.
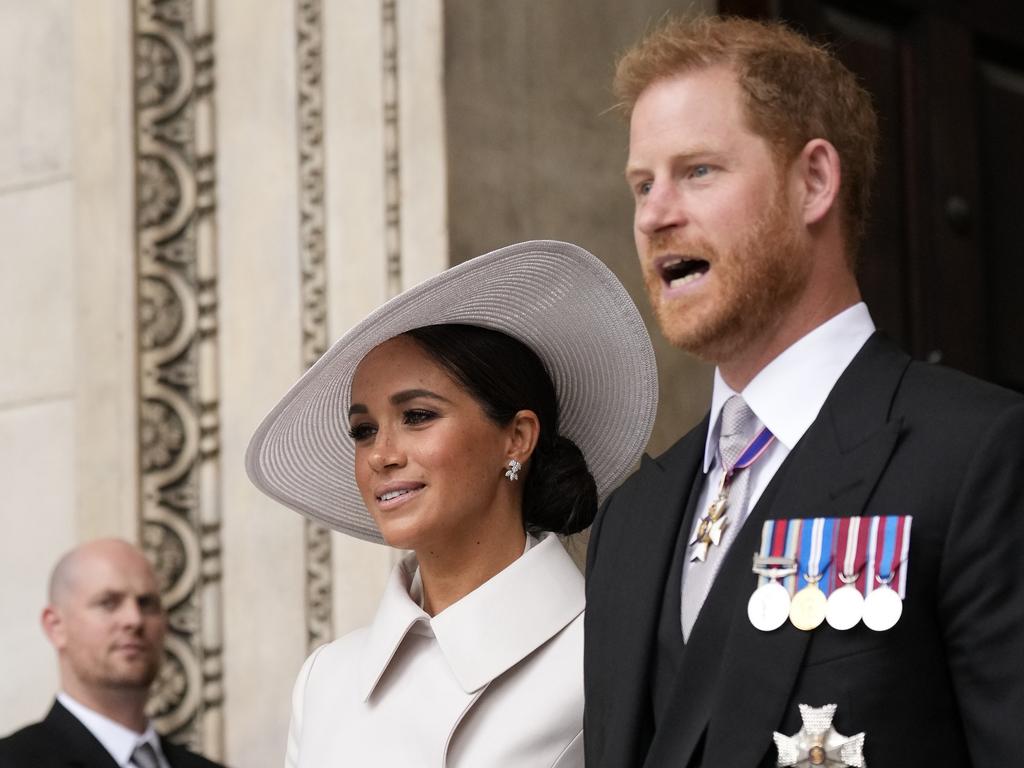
[131,741,161,768]
[680,395,761,639]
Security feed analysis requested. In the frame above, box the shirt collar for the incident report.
[57,692,164,767]
[703,302,875,471]
[358,532,584,700]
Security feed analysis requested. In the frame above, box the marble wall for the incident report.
[0,0,77,728]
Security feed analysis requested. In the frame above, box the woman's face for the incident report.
[349,335,519,552]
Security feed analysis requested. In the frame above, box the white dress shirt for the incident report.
[285,532,585,767]
[57,692,170,768]
[692,302,877,543]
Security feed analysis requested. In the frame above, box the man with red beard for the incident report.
[0,539,225,768]
[584,15,1024,768]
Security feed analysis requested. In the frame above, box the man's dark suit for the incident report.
[0,700,225,768]
[584,333,1024,766]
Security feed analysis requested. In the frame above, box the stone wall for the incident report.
[0,0,79,730]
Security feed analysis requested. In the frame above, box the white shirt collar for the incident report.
[57,692,166,767]
[703,302,876,471]
[358,532,584,700]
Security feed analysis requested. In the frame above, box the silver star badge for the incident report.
[773,703,866,767]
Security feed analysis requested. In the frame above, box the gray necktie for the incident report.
[131,741,161,768]
[680,395,760,639]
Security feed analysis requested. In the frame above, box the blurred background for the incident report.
[2,0,1020,765]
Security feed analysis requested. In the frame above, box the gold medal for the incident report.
[789,577,827,631]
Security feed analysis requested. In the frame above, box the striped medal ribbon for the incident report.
[825,516,869,630]
[789,517,834,631]
[863,515,912,631]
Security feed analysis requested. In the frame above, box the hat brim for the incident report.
[245,240,658,543]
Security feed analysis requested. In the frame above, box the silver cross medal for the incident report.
[690,473,730,562]
[774,703,866,767]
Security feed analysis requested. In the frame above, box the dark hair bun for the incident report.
[523,435,598,536]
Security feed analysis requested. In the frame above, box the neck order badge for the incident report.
[690,421,775,562]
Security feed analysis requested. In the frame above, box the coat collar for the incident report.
[359,533,584,700]
[56,692,162,767]
[703,302,876,469]
[644,332,911,767]
[44,699,123,768]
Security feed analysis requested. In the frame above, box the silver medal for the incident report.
[826,572,865,631]
[748,580,791,631]
[862,584,902,631]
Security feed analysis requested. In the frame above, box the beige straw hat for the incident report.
[245,240,658,543]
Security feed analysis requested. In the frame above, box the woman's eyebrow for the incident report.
[348,388,452,417]
[391,388,452,405]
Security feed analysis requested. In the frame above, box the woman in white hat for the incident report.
[247,241,657,767]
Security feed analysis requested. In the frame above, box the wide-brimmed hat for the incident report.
[245,240,658,543]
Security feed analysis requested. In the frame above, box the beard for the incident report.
[643,185,810,364]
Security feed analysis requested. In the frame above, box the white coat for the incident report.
[284,533,585,767]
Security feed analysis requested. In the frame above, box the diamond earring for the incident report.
[504,458,522,481]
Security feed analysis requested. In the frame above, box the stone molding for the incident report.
[133,0,224,755]
[382,0,402,296]
[295,0,335,653]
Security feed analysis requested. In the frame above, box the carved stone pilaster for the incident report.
[382,0,402,296]
[296,0,335,653]
[133,0,224,756]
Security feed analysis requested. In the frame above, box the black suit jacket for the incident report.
[0,701,226,768]
[584,333,1024,766]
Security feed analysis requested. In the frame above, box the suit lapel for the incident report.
[644,333,911,767]
[587,419,706,766]
[45,700,121,768]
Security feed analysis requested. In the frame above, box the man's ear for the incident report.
[507,409,541,466]
[796,138,842,226]
[42,605,66,650]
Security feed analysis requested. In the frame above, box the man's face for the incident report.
[626,66,810,364]
[47,543,167,696]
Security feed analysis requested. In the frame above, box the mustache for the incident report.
[647,231,718,261]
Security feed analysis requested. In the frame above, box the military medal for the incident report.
[689,475,730,562]
[862,515,911,632]
[863,577,902,631]
[748,555,797,631]
[790,575,828,631]
[825,573,864,631]
[789,517,832,631]
[749,519,803,631]
[826,517,867,631]
[774,703,866,767]
[689,425,775,562]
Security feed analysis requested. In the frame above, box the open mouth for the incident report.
[659,257,710,288]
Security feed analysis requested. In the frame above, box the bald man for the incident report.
[0,539,225,768]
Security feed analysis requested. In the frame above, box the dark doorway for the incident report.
[721,0,1024,392]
